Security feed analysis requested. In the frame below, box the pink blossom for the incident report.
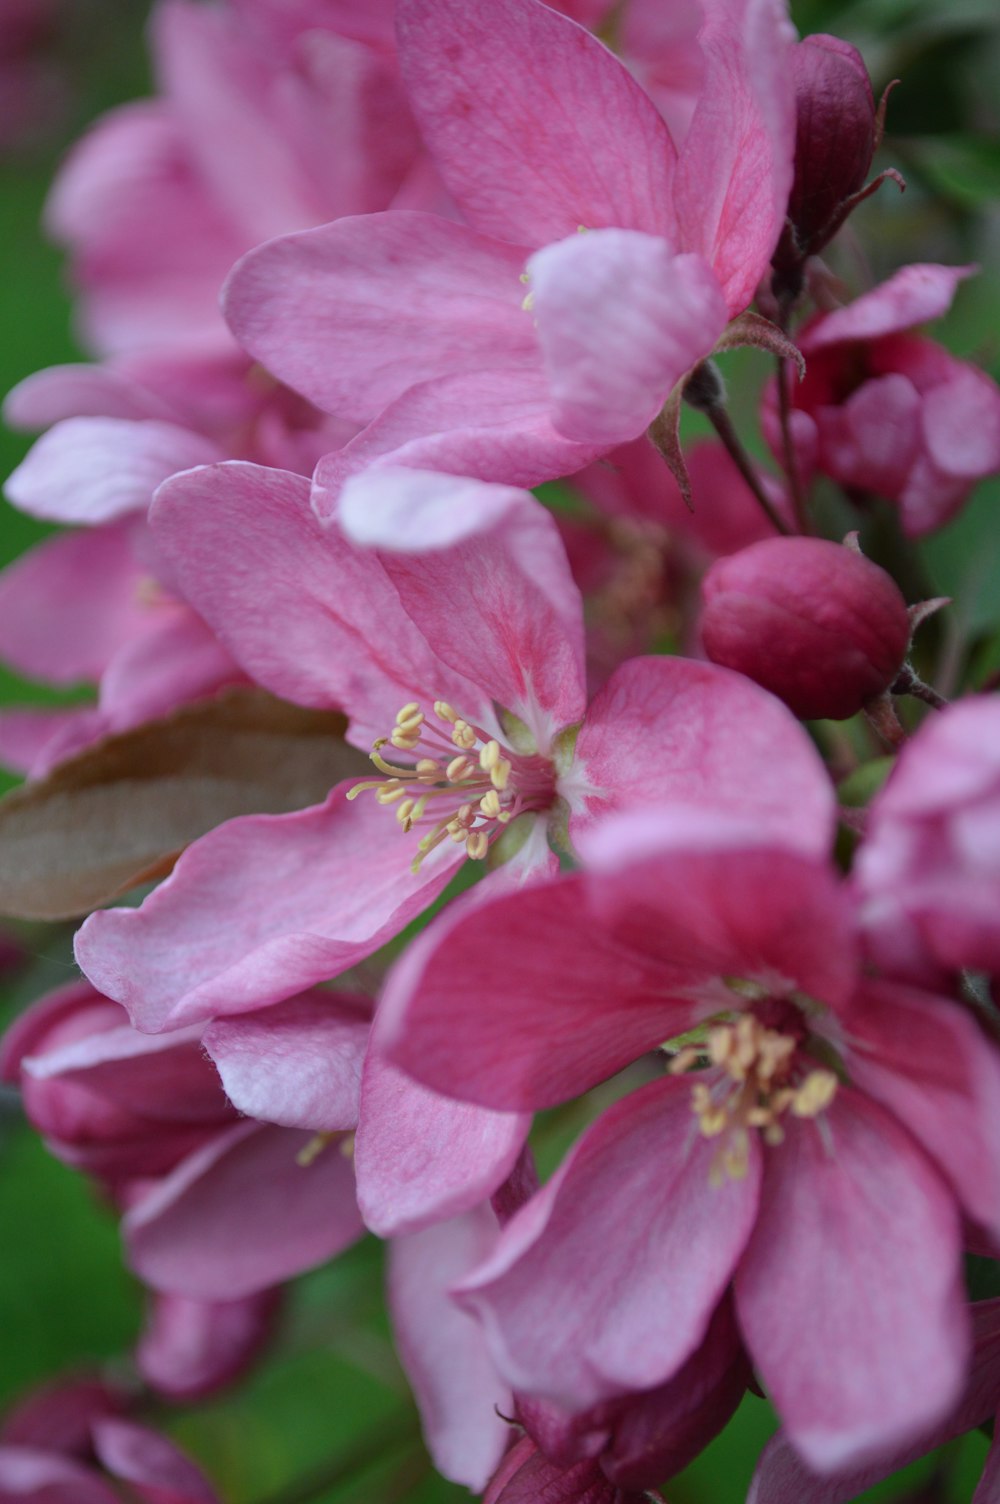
[224,0,795,484]
[74,464,833,1035]
[378,808,1000,1471]
[136,1289,280,1403]
[762,263,1000,535]
[1,981,368,1298]
[0,1417,220,1504]
[855,696,1000,984]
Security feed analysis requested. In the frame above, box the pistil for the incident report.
[348,700,556,872]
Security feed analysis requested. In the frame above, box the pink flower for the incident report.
[1,980,368,1299]
[484,1434,664,1503]
[224,0,795,484]
[47,0,422,358]
[74,464,833,1035]
[855,696,1000,984]
[762,263,1000,535]
[379,807,1000,1471]
[0,1416,221,1504]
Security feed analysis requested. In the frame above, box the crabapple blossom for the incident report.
[224,0,795,484]
[379,807,1000,1471]
[74,465,833,1034]
[762,263,1000,535]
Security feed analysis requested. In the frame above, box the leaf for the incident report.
[0,688,365,920]
[919,479,1000,638]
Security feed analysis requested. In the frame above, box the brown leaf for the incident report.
[0,688,367,920]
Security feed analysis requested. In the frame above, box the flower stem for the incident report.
[703,402,791,537]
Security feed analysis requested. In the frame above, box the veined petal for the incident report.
[75,782,463,1033]
[530,232,727,444]
[151,461,488,741]
[338,469,587,736]
[455,1076,761,1407]
[800,264,976,353]
[570,656,836,857]
[124,1121,363,1299]
[223,212,534,423]
[736,1088,967,1473]
[396,0,676,244]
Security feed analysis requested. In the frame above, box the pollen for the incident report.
[347,699,556,872]
[680,1012,839,1184]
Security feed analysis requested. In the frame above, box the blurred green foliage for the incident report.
[1,0,999,1499]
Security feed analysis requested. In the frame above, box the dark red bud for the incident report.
[777,35,877,270]
[700,537,910,721]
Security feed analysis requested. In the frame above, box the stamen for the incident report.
[353,700,556,871]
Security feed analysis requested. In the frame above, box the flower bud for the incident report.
[773,35,876,278]
[700,537,910,720]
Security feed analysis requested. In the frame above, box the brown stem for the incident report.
[862,691,907,751]
[892,664,949,711]
[704,404,791,537]
[775,354,810,534]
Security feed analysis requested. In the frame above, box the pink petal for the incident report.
[75,782,463,1033]
[845,981,1000,1241]
[0,706,104,778]
[337,469,586,737]
[312,369,605,501]
[136,1289,279,1403]
[3,363,174,428]
[800,264,976,352]
[125,1121,363,1299]
[530,233,727,444]
[0,1447,119,1504]
[673,0,796,314]
[735,1088,967,1472]
[820,372,920,496]
[95,607,243,731]
[389,1207,512,1488]
[150,461,487,742]
[456,1076,761,1407]
[922,364,1000,479]
[223,212,534,424]
[570,656,835,856]
[355,1017,529,1237]
[0,524,147,685]
[203,991,371,1131]
[6,418,222,525]
[975,1431,1000,1504]
[396,0,675,244]
[91,1418,219,1504]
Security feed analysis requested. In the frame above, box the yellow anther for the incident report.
[521,290,535,313]
[396,703,421,725]
[376,783,406,805]
[339,1133,356,1159]
[480,740,500,770]
[449,826,469,843]
[480,789,501,819]
[434,700,457,723]
[296,1132,335,1167]
[668,1046,701,1076]
[497,810,512,824]
[416,759,441,780]
[791,1070,838,1119]
[466,830,489,860]
[447,755,475,782]
[396,798,417,827]
[490,758,512,792]
[391,726,422,749]
[452,720,477,750]
[519,271,531,284]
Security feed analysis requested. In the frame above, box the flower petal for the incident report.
[75,783,463,1033]
[530,232,727,444]
[456,1076,761,1407]
[735,1088,967,1472]
[396,0,676,244]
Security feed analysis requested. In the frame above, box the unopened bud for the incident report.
[773,35,877,280]
[701,537,910,720]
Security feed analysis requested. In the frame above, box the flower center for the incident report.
[347,700,557,873]
[670,1009,838,1186]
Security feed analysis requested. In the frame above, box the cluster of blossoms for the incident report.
[3,0,1000,1500]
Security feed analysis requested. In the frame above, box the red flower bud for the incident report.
[774,35,877,277]
[700,537,910,720]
